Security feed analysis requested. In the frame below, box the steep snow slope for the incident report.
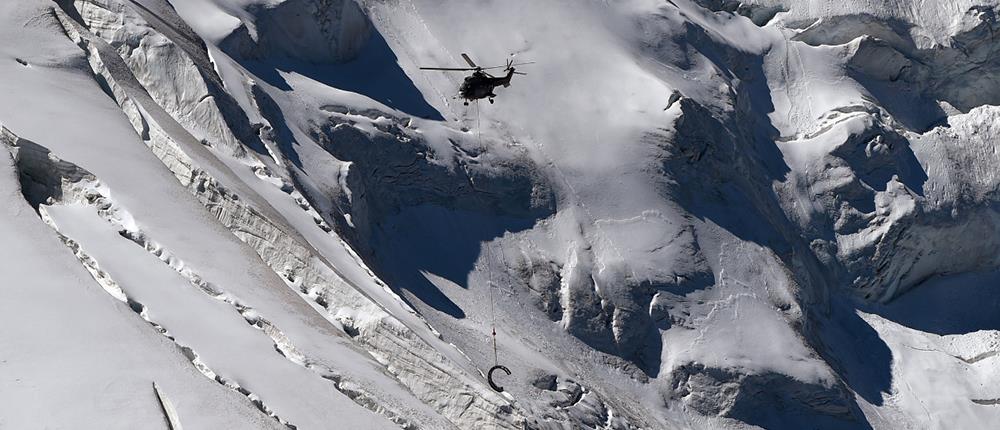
[2,0,999,429]
[0,131,282,429]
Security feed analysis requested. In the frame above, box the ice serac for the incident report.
[754,1,1000,303]
[308,107,554,248]
[68,0,267,160]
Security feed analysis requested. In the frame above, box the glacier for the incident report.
[1,0,999,429]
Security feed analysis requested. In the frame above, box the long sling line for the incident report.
[475,101,500,367]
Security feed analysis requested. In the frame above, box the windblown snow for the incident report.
[1,0,999,429]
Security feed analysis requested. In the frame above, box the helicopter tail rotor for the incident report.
[504,60,534,76]
[505,59,532,75]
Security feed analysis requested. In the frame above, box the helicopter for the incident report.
[420,53,533,105]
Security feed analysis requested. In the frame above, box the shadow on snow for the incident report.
[866,270,1000,336]
[371,205,536,319]
[241,30,444,121]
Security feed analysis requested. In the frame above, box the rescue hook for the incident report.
[487,364,512,393]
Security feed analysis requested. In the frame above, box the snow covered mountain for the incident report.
[2,0,999,428]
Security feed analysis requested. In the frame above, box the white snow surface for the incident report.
[2,0,1000,429]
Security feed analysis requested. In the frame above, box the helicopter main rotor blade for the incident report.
[512,71,527,75]
[419,67,477,71]
[461,53,478,68]
[509,61,536,67]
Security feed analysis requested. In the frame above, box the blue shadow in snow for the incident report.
[817,298,894,407]
[242,31,444,121]
[371,205,536,319]
[866,271,1000,336]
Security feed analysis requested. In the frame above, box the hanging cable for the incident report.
[486,240,499,367]
[475,101,511,393]
[478,101,499,367]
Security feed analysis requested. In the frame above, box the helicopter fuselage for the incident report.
[459,70,514,103]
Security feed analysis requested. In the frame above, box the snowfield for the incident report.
[1,0,999,429]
